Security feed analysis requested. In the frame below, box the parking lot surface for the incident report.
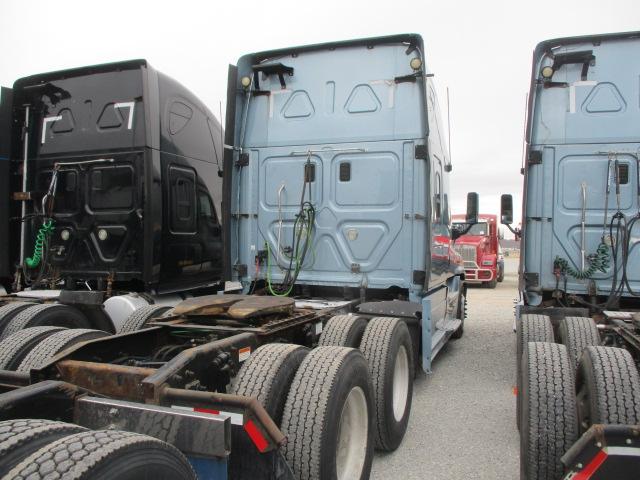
[371,258,520,479]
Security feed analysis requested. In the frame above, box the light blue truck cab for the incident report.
[0,38,476,480]
[224,34,476,374]
[501,31,640,480]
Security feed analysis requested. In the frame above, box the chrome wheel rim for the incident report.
[336,386,368,480]
[392,345,410,422]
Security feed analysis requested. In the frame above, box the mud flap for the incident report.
[229,440,294,480]
[561,424,640,479]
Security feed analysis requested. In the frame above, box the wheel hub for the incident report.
[336,386,368,480]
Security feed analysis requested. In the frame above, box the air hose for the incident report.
[25,220,55,268]
[266,201,315,296]
[554,241,610,280]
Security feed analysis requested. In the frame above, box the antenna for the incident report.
[218,101,224,175]
[446,87,452,165]
[520,92,528,173]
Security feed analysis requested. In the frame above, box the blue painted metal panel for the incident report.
[523,33,640,300]
[229,37,457,299]
[235,140,416,291]
[188,456,228,480]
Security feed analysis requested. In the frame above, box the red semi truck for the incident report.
[452,213,501,288]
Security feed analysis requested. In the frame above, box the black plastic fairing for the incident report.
[10,61,224,293]
[0,87,12,281]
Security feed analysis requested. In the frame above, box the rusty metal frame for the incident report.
[0,299,349,461]
[141,333,258,400]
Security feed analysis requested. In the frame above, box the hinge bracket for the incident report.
[236,153,249,167]
[528,150,542,165]
[415,144,428,160]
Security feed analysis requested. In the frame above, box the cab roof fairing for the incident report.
[239,33,425,66]
[13,59,150,92]
[229,33,431,151]
[524,30,640,146]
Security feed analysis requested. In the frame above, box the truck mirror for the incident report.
[466,192,479,224]
[501,194,513,224]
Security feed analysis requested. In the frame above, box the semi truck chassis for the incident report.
[0,292,432,479]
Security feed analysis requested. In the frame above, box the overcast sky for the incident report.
[2,0,639,237]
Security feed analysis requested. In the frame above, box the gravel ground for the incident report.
[371,257,520,480]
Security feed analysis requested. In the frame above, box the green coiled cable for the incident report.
[554,242,610,280]
[25,219,55,268]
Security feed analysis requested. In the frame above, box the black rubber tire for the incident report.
[0,326,67,370]
[451,289,467,340]
[576,346,640,432]
[558,316,600,369]
[6,429,196,479]
[318,314,368,347]
[0,304,91,340]
[486,277,498,289]
[281,346,374,480]
[17,329,110,372]
[516,314,554,430]
[0,419,86,477]
[0,302,34,337]
[520,342,578,480]
[229,343,309,425]
[118,305,171,334]
[360,317,414,451]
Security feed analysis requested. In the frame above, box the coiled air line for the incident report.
[25,219,55,268]
[554,242,610,280]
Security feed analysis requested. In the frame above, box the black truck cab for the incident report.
[5,60,224,294]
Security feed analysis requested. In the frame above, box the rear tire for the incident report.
[5,429,196,479]
[318,315,367,347]
[17,329,110,372]
[0,327,66,370]
[576,346,640,432]
[0,419,86,476]
[359,317,414,451]
[517,314,554,430]
[0,303,34,337]
[229,343,308,425]
[118,305,171,334]
[558,316,600,369]
[0,304,90,340]
[520,342,578,480]
[281,346,374,480]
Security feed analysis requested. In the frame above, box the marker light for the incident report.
[541,66,554,79]
[60,229,70,241]
[410,58,422,71]
[98,229,108,241]
[240,76,252,88]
